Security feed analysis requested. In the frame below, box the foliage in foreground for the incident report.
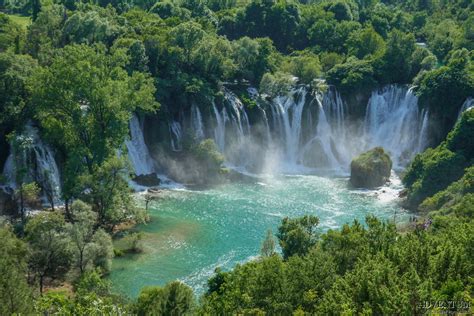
[201,212,474,315]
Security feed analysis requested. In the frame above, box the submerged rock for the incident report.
[350,147,392,188]
[133,173,161,187]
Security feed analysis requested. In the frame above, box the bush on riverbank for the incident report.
[201,212,474,314]
[419,166,474,217]
[403,110,474,209]
[134,281,195,315]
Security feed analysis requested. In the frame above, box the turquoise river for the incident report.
[109,174,409,297]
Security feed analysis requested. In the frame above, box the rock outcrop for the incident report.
[350,147,392,188]
[132,173,161,187]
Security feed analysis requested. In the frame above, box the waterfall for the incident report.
[260,106,272,144]
[259,85,429,173]
[264,87,350,172]
[2,123,62,205]
[417,109,430,152]
[125,114,155,176]
[323,87,346,135]
[170,121,183,151]
[305,95,343,170]
[191,104,204,140]
[364,86,426,168]
[225,90,249,141]
[2,153,15,190]
[270,87,307,165]
[458,97,473,120]
[210,90,253,167]
[213,103,227,152]
[156,84,433,176]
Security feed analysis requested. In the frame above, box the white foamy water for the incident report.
[3,123,62,205]
[458,97,474,120]
[126,114,155,176]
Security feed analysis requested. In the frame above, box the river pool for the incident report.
[109,174,408,297]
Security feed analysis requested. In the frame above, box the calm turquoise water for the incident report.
[109,175,408,297]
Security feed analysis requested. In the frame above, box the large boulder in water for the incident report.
[133,173,161,187]
[350,147,392,188]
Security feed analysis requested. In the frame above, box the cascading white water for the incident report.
[225,90,250,142]
[271,87,307,166]
[191,104,205,140]
[213,103,228,152]
[2,124,62,204]
[417,109,430,152]
[210,90,253,167]
[125,114,155,176]
[323,87,346,135]
[458,97,473,120]
[260,106,272,144]
[312,87,352,170]
[170,121,183,151]
[2,154,15,190]
[150,84,433,176]
[302,91,348,170]
[364,86,427,168]
[260,85,429,173]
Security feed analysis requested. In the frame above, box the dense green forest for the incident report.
[0,0,473,313]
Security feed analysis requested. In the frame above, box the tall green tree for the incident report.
[78,156,144,228]
[32,44,158,225]
[416,48,474,126]
[0,226,33,315]
[25,212,73,293]
[135,281,195,315]
[379,29,416,83]
[0,52,37,169]
[260,229,276,257]
[67,200,113,273]
[277,215,319,259]
[347,26,385,59]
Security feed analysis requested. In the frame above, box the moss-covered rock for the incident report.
[350,147,392,188]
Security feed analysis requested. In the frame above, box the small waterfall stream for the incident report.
[170,121,183,152]
[191,104,204,140]
[458,97,473,120]
[417,109,430,152]
[213,103,227,152]
[2,124,62,205]
[310,93,346,170]
[211,89,252,167]
[126,114,155,176]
